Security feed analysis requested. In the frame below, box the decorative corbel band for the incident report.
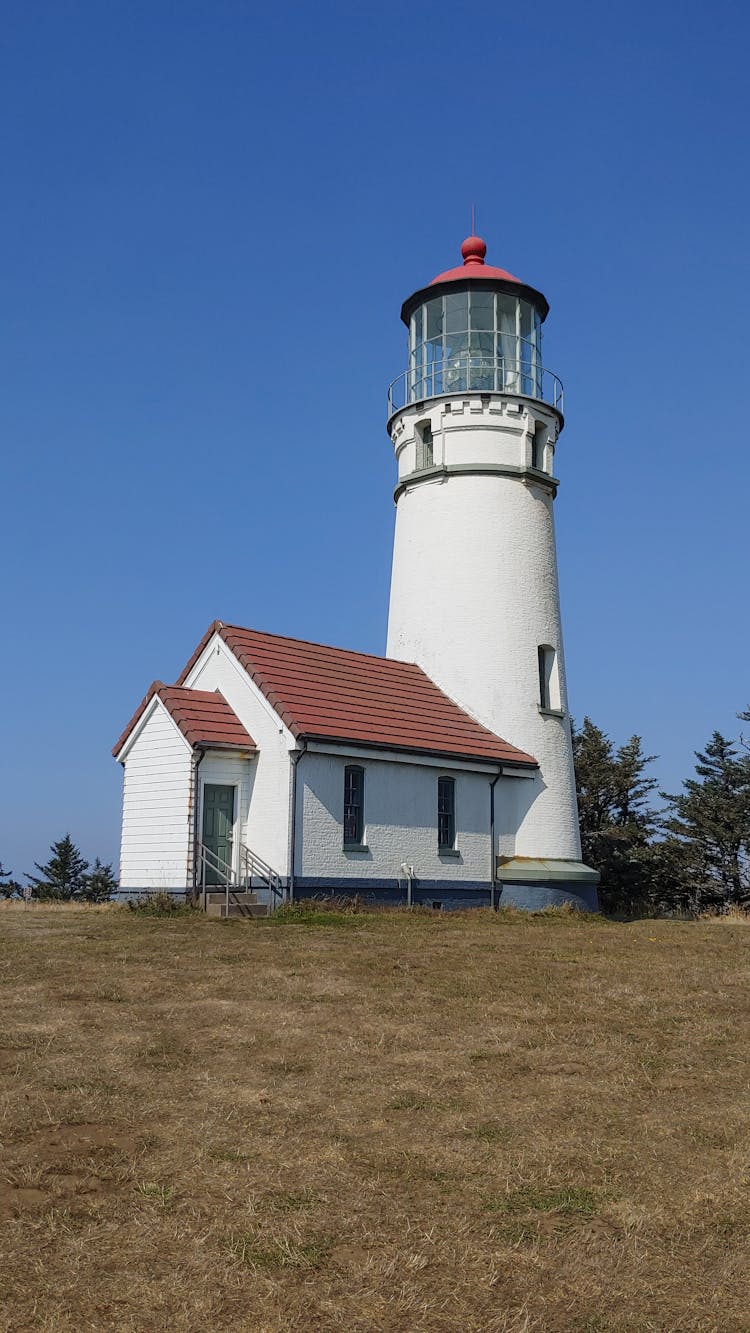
[394,462,560,503]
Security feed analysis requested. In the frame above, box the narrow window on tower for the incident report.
[415,421,434,471]
[438,776,456,850]
[532,422,547,472]
[343,766,365,847]
[537,645,561,712]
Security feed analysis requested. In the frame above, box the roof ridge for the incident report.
[160,683,221,697]
[219,622,423,670]
[160,619,538,768]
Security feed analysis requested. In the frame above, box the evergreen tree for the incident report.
[0,861,22,899]
[661,733,750,910]
[572,718,660,913]
[82,858,117,903]
[27,834,89,901]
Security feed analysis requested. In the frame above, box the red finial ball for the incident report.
[461,234,487,265]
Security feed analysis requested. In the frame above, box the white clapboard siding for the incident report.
[119,702,193,889]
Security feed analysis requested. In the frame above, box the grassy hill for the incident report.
[1,903,748,1331]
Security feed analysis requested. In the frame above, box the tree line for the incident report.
[573,707,750,915]
[0,834,117,903]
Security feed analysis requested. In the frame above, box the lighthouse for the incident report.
[386,235,599,910]
[114,232,599,915]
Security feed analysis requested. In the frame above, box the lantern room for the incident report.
[388,236,563,417]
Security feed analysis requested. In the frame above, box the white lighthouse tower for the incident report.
[386,235,598,910]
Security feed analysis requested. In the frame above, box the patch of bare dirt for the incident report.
[0,1185,49,1218]
[30,1122,140,1158]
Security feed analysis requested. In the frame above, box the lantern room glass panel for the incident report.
[469,289,494,330]
[444,292,469,334]
[425,298,443,340]
[534,309,543,397]
[497,294,518,392]
[519,301,534,398]
[407,289,544,405]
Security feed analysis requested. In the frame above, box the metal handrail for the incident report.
[197,842,236,917]
[197,840,284,915]
[387,355,564,417]
[240,844,284,910]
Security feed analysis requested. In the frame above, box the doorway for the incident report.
[202,784,235,884]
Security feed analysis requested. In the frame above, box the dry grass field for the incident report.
[1,901,748,1333]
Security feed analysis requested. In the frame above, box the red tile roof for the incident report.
[113,682,256,758]
[176,622,536,768]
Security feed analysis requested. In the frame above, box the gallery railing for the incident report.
[387,356,564,417]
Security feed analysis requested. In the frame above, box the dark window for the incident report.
[344,766,364,845]
[416,421,433,470]
[532,423,547,471]
[538,645,554,710]
[438,776,456,850]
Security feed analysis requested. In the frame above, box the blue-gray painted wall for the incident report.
[116,878,599,912]
[294,877,599,912]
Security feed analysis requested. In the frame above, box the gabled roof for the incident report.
[113,682,256,759]
[176,622,537,769]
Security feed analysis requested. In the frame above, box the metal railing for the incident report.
[197,840,284,915]
[239,844,284,909]
[387,356,564,417]
[197,842,235,917]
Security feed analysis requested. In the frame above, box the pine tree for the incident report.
[572,718,660,913]
[82,858,118,903]
[661,732,750,910]
[614,736,660,834]
[27,835,89,901]
[0,861,21,899]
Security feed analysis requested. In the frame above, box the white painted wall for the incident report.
[296,750,493,883]
[119,700,193,888]
[386,395,581,862]
[182,635,293,876]
[390,397,558,477]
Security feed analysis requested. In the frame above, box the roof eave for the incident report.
[112,680,165,759]
[174,620,226,686]
[400,275,550,326]
[190,740,258,754]
[298,732,537,770]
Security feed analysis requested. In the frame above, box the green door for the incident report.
[202,784,235,884]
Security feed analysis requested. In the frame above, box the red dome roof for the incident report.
[400,235,549,325]
[430,234,522,286]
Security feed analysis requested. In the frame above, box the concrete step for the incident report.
[205,902,269,919]
[204,890,258,906]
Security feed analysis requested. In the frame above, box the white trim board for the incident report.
[116,694,193,764]
[303,740,533,777]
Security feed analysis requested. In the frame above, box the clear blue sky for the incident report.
[2,0,748,877]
